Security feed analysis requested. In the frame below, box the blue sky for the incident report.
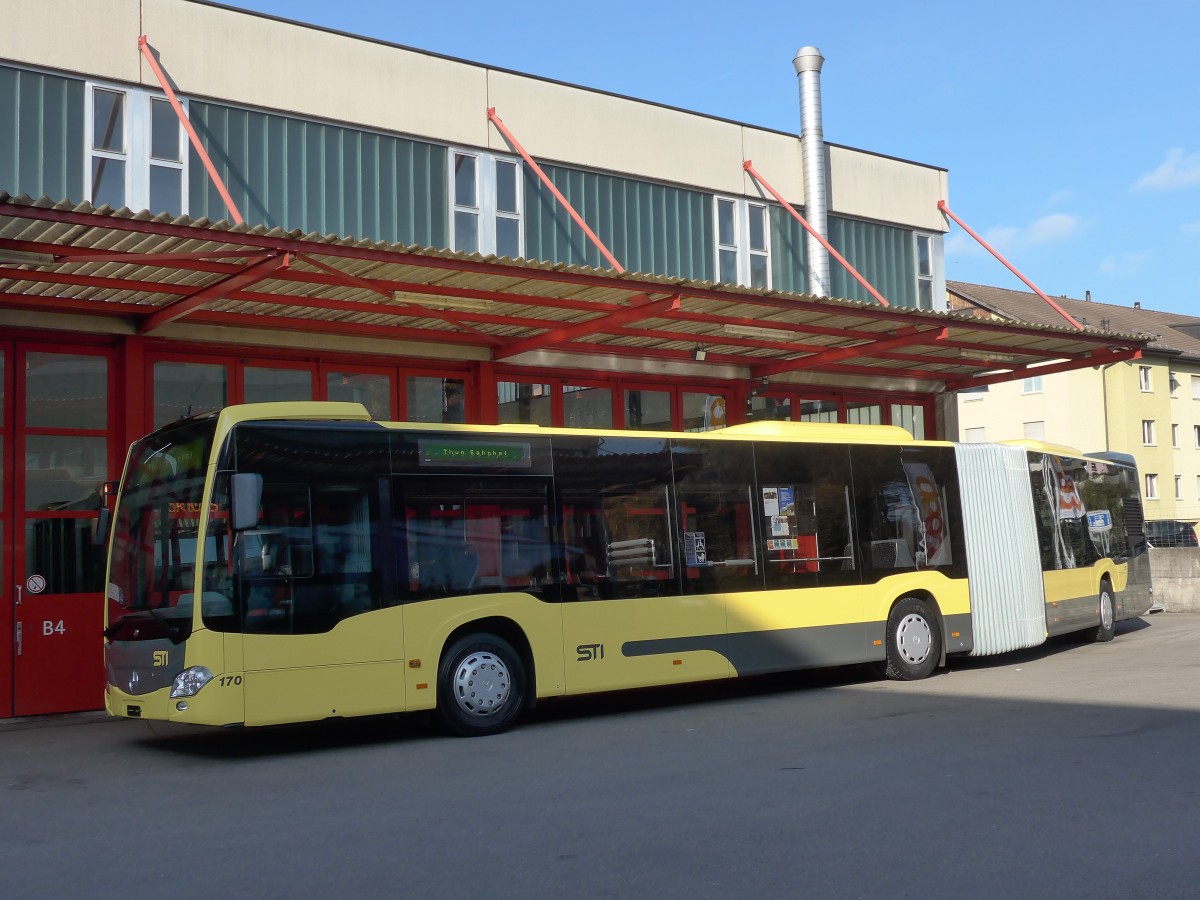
[224,0,1200,317]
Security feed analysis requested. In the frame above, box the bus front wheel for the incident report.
[1092,581,1116,643]
[436,633,527,737]
[881,597,941,681]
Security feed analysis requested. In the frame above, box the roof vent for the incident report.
[1134,301,1141,309]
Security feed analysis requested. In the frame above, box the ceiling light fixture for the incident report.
[0,248,57,266]
[692,344,708,362]
[722,324,797,341]
[393,291,494,311]
[958,349,1016,363]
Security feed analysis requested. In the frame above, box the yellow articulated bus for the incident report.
[102,402,1153,736]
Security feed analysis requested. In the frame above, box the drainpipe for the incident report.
[794,46,830,297]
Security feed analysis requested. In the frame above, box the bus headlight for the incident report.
[170,666,214,698]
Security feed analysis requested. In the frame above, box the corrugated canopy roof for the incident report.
[0,193,1146,393]
[949,280,1200,363]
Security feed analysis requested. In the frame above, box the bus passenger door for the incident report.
[559,481,730,695]
[236,469,404,726]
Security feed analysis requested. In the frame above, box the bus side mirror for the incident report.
[94,508,112,547]
[231,473,263,532]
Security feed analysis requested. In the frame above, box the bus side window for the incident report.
[397,478,554,602]
[553,435,679,601]
[672,439,759,595]
[305,484,380,623]
[754,442,857,589]
[849,451,921,578]
[601,487,676,596]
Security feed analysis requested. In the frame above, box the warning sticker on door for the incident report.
[26,574,46,594]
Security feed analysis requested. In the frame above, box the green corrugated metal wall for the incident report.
[828,215,916,307]
[0,67,923,309]
[770,204,809,295]
[187,101,447,247]
[524,163,714,281]
[0,65,84,203]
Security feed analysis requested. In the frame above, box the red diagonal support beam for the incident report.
[488,108,624,272]
[139,36,244,225]
[494,294,681,360]
[945,347,1142,392]
[752,327,947,378]
[938,200,1083,331]
[138,251,290,333]
[743,160,890,307]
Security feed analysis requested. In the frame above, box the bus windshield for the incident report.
[106,418,218,631]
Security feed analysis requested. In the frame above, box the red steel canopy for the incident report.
[0,192,1144,394]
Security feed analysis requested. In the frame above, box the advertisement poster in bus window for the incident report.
[1041,455,1082,568]
[901,462,952,566]
[1051,456,1085,520]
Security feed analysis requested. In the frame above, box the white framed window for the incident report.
[961,384,989,401]
[1145,473,1158,500]
[1196,475,1200,499]
[1022,375,1044,394]
[450,149,524,257]
[493,158,523,259]
[716,198,738,284]
[147,97,184,215]
[964,426,985,442]
[714,196,771,289]
[1139,366,1153,392]
[1142,419,1156,445]
[1195,424,1200,449]
[915,233,934,309]
[85,82,188,216]
[1193,374,1200,400]
[1023,420,1045,441]
[88,86,126,209]
[1170,373,1181,398]
[1175,475,1183,500]
[1172,423,1180,448]
[451,151,480,254]
[747,202,770,289]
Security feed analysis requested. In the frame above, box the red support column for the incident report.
[121,334,147,446]
[476,362,499,425]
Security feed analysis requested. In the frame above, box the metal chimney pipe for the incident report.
[794,46,830,297]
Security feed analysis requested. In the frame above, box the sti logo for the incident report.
[152,650,169,668]
[576,643,605,662]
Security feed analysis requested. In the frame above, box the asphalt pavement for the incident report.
[3,612,1198,899]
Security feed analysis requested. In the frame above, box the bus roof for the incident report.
[211,401,949,447]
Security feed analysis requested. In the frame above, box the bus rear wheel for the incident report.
[1092,581,1116,643]
[881,597,941,681]
[436,633,527,737]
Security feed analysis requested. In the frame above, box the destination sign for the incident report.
[419,439,532,468]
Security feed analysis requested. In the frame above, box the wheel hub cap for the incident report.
[452,651,512,718]
[896,614,932,665]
